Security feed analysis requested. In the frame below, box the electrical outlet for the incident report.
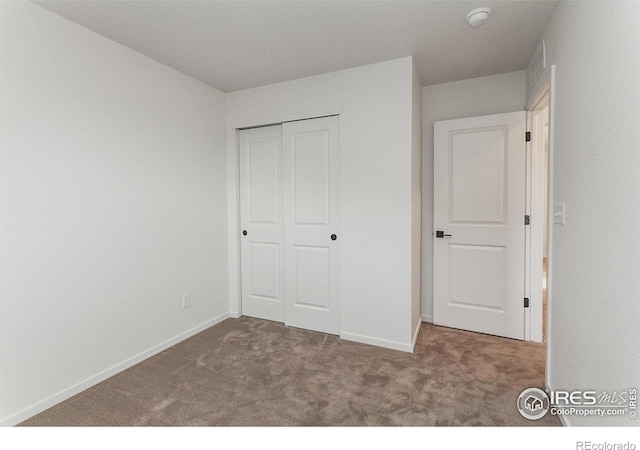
[182,293,191,309]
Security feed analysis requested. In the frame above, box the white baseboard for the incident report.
[229,311,241,318]
[340,331,414,353]
[422,314,433,323]
[0,312,229,427]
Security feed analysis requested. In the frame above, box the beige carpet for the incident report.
[20,317,560,426]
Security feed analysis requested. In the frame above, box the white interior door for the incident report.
[433,111,527,340]
[282,116,340,334]
[239,125,284,322]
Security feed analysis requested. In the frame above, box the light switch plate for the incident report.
[554,203,565,225]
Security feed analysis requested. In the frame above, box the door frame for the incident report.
[525,67,555,348]
[228,109,343,319]
[525,87,549,343]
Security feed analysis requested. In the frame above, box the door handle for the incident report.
[242,230,247,236]
[330,234,337,241]
[435,230,452,238]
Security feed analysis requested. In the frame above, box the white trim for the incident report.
[411,316,422,350]
[340,331,414,353]
[421,314,433,323]
[532,97,549,343]
[545,383,569,427]
[526,82,551,344]
[524,110,532,341]
[544,65,556,390]
[229,311,241,319]
[0,313,229,427]
[227,127,242,317]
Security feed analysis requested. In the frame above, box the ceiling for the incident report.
[33,1,559,93]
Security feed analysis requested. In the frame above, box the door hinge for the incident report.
[524,298,530,308]
[524,215,530,225]
[526,131,531,142]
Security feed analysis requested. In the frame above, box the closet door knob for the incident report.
[242,230,247,236]
[330,234,337,241]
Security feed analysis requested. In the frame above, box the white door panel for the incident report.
[434,112,526,340]
[248,243,280,300]
[450,128,506,223]
[239,126,284,322]
[247,139,280,224]
[292,245,330,309]
[292,131,330,225]
[449,244,506,310]
[283,116,340,334]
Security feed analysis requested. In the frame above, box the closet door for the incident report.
[282,116,340,334]
[239,126,284,322]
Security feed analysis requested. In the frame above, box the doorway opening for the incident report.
[527,86,551,344]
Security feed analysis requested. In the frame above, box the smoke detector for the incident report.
[466,7,491,28]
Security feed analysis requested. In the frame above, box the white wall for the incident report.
[0,1,228,426]
[421,71,526,321]
[528,2,640,426]
[227,57,418,351]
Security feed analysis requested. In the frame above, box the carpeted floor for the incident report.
[20,317,560,426]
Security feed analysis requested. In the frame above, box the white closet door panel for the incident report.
[248,139,280,224]
[239,126,284,322]
[249,243,280,300]
[293,245,330,309]
[292,131,330,225]
[283,116,340,335]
